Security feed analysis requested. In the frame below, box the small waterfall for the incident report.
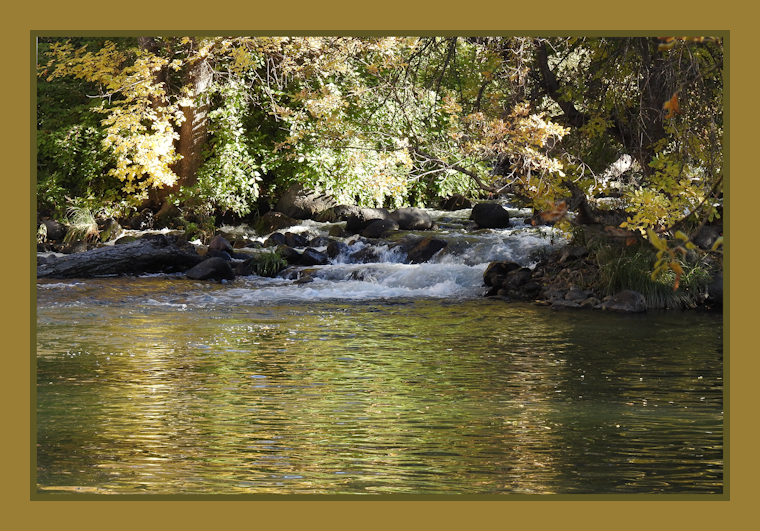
[204,204,568,305]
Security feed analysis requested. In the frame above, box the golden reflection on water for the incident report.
[37,285,723,495]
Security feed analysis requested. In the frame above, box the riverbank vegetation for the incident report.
[37,35,724,292]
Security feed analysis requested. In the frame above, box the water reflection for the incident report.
[37,292,723,495]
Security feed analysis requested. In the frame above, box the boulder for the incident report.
[41,219,67,242]
[483,261,522,288]
[275,182,336,219]
[599,290,647,313]
[299,248,330,266]
[326,240,350,260]
[346,208,391,233]
[405,236,448,264]
[257,211,300,234]
[208,234,234,254]
[692,226,722,251]
[440,194,473,211]
[389,207,434,230]
[186,257,235,281]
[284,232,309,248]
[362,218,399,238]
[263,233,288,248]
[470,203,510,229]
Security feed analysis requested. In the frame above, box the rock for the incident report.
[186,257,235,281]
[61,240,89,254]
[559,246,589,263]
[405,236,448,264]
[275,182,336,219]
[41,219,67,242]
[470,203,510,229]
[208,234,234,254]
[98,218,123,242]
[257,211,300,234]
[440,194,474,211]
[128,209,154,230]
[346,208,391,233]
[328,224,347,238]
[276,245,303,264]
[362,218,399,238]
[706,273,723,305]
[564,287,589,301]
[308,236,332,248]
[550,299,581,310]
[599,290,647,313]
[483,261,522,287]
[326,240,350,260]
[692,226,722,251]
[284,232,309,248]
[349,246,381,264]
[299,248,330,266]
[264,233,288,247]
[389,207,434,230]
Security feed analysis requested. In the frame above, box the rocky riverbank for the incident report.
[37,186,723,313]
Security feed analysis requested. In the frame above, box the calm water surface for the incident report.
[36,276,723,495]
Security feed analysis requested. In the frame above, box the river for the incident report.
[35,205,724,495]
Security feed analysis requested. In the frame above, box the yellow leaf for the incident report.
[663,93,683,119]
[647,228,668,251]
[710,236,724,251]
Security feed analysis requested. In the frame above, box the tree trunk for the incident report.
[140,38,213,217]
[37,236,204,278]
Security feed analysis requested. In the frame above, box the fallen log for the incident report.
[37,235,205,279]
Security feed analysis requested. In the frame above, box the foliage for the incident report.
[243,249,288,277]
[63,206,99,244]
[37,35,723,263]
[593,240,713,309]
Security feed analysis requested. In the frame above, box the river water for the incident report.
[35,206,724,495]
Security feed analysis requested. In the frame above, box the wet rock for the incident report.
[389,207,434,230]
[284,232,309,248]
[328,224,347,238]
[599,290,647,313]
[349,246,381,264]
[264,233,288,247]
[326,240,350,260]
[565,287,589,301]
[550,299,582,310]
[406,236,448,264]
[275,182,336,220]
[299,248,330,266]
[346,208,391,233]
[308,236,332,248]
[470,203,510,229]
[186,257,235,281]
[362,218,399,238]
[440,194,474,211]
[483,261,522,288]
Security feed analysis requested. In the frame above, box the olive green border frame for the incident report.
[7,0,751,528]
